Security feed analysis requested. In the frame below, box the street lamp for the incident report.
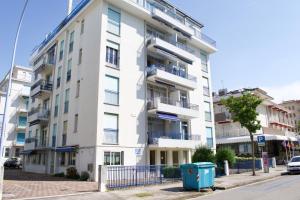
[0,1,29,199]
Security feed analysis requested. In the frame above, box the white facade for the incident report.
[23,0,217,181]
[0,65,32,159]
[213,88,297,156]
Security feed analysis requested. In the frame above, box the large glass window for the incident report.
[200,52,208,72]
[57,66,62,88]
[59,40,64,61]
[69,31,74,53]
[80,19,85,34]
[66,59,72,82]
[78,48,82,65]
[104,75,119,105]
[106,41,119,67]
[204,101,212,121]
[103,113,118,144]
[54,94,59,117]
[64,89,70,113]
[76,80,80,98]
[202,77,210,96]
[206,127,213,148]
[74,114,78,133]
[107,8,120,35]
[104,151,123,165]
[18,116,27,127]
[52,124,57,147]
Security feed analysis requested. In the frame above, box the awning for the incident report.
[55,146,76,153]
[20,150,33,155]
[217,134,297,145]
[157,112,179,121]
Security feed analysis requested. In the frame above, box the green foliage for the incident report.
[53,172,65,177]
[215,148,236,167]
[162,167,181,178]
[66,167,80,179]
[79,171,90,181]
[192,146,215,163]
[221,92,262,134]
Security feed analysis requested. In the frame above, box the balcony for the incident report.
[30,79,53,99]
[262,127,296,137]
[151,7,194,37]
[33,58,55,74]
[215,112,232,123]
[147,64,197,90]
[148,132,201,148]
[147,36,194,65]
[28,107,50,126]
[147,97,199,119]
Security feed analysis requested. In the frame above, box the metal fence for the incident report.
[230,159,262,174]
[106,165,181,189]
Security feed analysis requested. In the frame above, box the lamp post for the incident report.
[0,1,29,199]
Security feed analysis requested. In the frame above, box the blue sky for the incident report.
[1,0,299,101]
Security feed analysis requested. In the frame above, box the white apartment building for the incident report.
[214,88,297,161]
[23,0,217,180]
[0,65,32,159]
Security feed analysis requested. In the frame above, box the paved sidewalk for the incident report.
[38,166,286,200]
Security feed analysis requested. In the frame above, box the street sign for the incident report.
[257,135,266,147]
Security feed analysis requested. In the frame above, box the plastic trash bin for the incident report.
[180,162,215,191]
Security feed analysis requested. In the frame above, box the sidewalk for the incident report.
[38,166,286,200]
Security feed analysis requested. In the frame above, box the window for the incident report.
[15,148,20,157]
[18,116,27,127]
[59,40,64,61]
[54,94,59,117]
[200,52,208,72]
[104,151,123,165]
[104,75,119,105]
[16,132,25,144]
[106,41,119,67]
[4,148,10,157]
[62,121,68,146]
[206,127,213,148]
[57,66,62,88]
[103,113,118,144]
[239,143,252,154]
[69,31,74,53]
[202,77,210,96]
[78,48,82,65]
[74,114,78,133]
[52,124,57,147]
[64,89,70,113]
[76,80,80,98]
[68,152,76,165]
[60,152,65,166]
[28,130,32,138]
[66,59,72,82]
[107,8,120,35]
[80,19,85,34]
[204,101,212,121]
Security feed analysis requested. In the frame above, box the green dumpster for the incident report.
[180,162,215,191]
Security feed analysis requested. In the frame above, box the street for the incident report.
[197,175,300,200]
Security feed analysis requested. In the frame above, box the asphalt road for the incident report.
[196,175,300,200]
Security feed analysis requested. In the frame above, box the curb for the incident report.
[214,172,283,190]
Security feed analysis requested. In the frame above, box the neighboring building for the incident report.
[23,0,217,180]
[280,100,300,134]
[0,65,32,159]
[214,88,297,161]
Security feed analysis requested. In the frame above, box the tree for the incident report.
[215,148,236,167]
[221,92,262,176]
[192,146,215,163]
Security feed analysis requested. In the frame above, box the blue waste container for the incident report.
[180,162,215,191]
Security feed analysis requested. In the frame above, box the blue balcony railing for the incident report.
[147,64,197,82]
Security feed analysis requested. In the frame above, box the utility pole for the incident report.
[0,1,29,199]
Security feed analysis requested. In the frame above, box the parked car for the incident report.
[4,157,22,169]
[287,156,300,174]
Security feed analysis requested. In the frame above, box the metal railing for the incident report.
[148,132,201,144]
[104,90,119,105]
[147,64,197,82]
[203,86,210,96]
[28,107,50,118]
[148,96,199,111]
[31,79,53,91]
[106,165,181,189]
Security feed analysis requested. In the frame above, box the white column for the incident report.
[167,150,173,166]
[155,150,161,165]
[178,150,183,164]
[187,149,192,163]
